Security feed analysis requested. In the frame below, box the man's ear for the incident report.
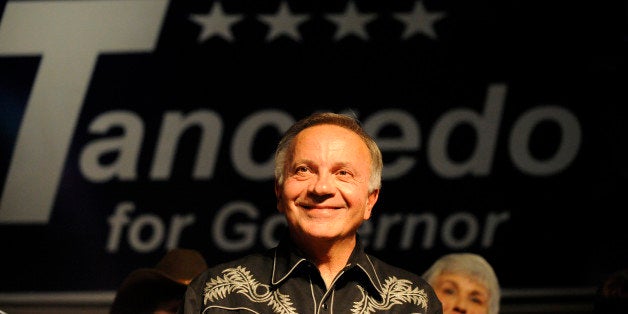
[274,180,281,198]
[364,188,380,220]
[275,180,284,213]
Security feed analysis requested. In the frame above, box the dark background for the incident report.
[0,0,626,312]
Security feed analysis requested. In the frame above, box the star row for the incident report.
[190,1,446,43]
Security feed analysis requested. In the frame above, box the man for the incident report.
[180,112,442,313]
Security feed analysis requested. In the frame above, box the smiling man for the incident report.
[180,112,442,314]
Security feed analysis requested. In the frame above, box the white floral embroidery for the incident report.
[204,266,428,314]
[351,276,429,313]
[204,266,298,314]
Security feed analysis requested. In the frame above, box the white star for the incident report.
[326,2,376,41]
[258,2,308,42]
[189,2,242,42]
[395,1,445,40]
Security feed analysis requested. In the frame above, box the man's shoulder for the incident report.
[364,253,425,282]
[191,249,275,286]
[182,249,279,313]
[199,249,273,281]
[361,253,443,313]
[209,250,273,270]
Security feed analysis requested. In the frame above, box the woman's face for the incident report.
[431,272,490,314]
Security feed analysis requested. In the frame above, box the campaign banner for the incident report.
[0,0,625,301]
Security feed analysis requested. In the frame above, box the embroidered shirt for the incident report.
[180,236,443,314]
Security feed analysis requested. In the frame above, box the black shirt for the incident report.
[180,236,443,313]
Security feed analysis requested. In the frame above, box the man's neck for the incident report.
[294,235,357,289]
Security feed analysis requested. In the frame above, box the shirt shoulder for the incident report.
[363,254,443,313]
[190,250,272,287]
[195,249,274,283]
[183,250,277,313]
[364,253,425,282]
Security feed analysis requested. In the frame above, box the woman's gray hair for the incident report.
[274,112,383,193]
[422,253,501,314]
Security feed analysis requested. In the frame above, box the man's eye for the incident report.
[337,170,349,176]
[296,166,309,173]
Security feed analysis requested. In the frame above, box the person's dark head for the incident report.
[110,248,208,314]
[593,268,628,314]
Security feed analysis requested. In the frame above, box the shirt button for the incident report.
[322,303,328,310]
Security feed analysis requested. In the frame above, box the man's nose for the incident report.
[310,172,334,195]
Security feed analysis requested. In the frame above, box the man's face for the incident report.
[276,124,379,243]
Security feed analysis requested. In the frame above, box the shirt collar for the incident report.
[270,234,384,296]
[271,234,308,286]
